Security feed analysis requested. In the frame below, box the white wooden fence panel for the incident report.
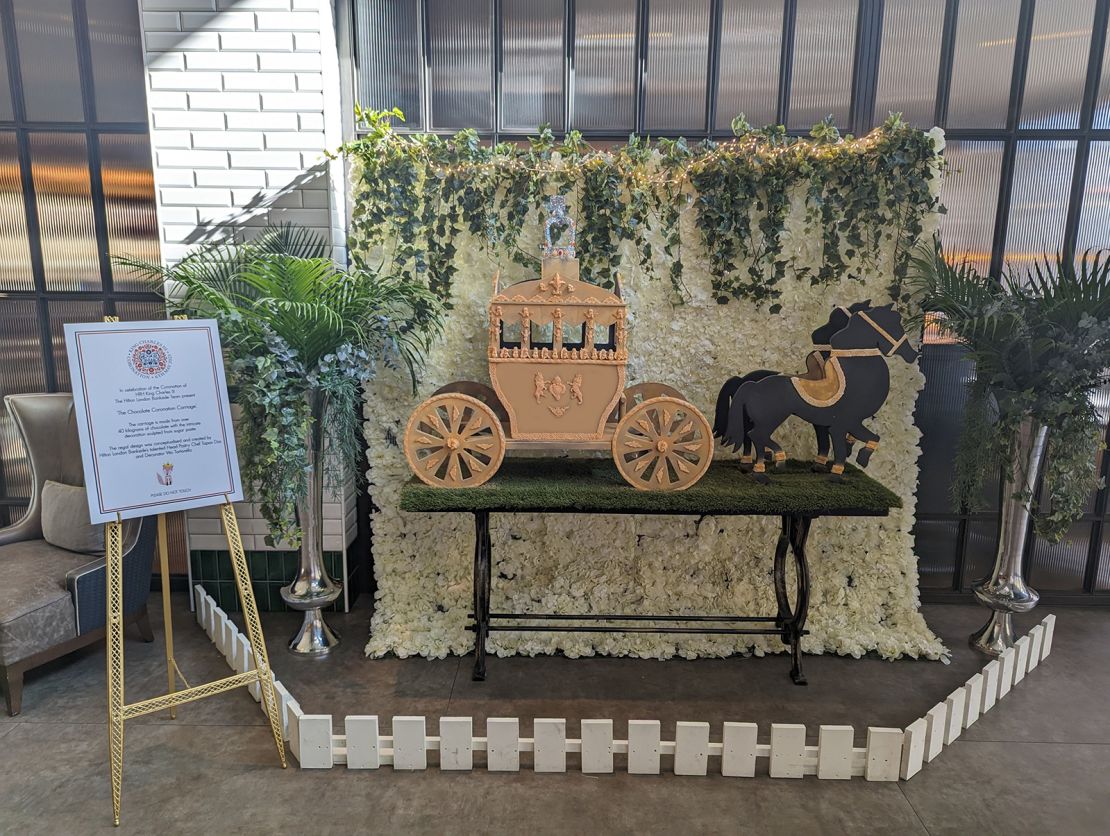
[393,717,428,770]
[628,720,661,775]
[864,728,902,782]
[944,689,965,744]
[998,647,1015,698]
[272,681,297,739]
[298,715,333,769]
[222,619,237,666]
[1041,613,1056,658]
[816,725,853,780]
[211,607,226,651]
[900,718,927,780]
[232,633,249,675]
[246,646,261,702]
[721,722,757,777]
[487,718,520,771]
[769,724,805,778]
[924,703,946,763]
[287,700,304,763]
[1028,623,1044,671]
[674,722,710,776]
[981,659,1000,713]
[963,673,983,728]
[581,720,614,774]
[533,719,567,773]
[345,716,380,769]
[439,717,472,771]
[1013,635,1031,684]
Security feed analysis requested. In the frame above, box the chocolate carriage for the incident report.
[403,200,714,491]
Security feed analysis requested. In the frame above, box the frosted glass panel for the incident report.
[87,0,148,124]
[99,134,159,291]
[0,36,12,120]
[355,0,423,129]
[29,133,101,292]
[1029,522,1091,592]
[0,132,34,292]
[715,0,783,130]
[788,0,857,129]
[643,0,711,131]
[501,0,564,132]
[0,299,46,507]
[572,0,636,131]
[912,518,960,588]
[1004,141,1077,268]
[13,0,84,122]
[1076,142,1110,254]
[874,0,945,128]
[427,0,492,130]
[48,299,104,390]
[1019,0,1096,130]
[1097,15,1110,128]
[947,0,1021,128]
[939,141,1004,273]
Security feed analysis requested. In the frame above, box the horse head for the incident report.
[831,303,918,363]
[810,301,871,349]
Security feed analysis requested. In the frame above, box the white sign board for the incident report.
[64,319,243,523]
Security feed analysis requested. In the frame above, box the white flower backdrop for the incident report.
[361,130,948,662]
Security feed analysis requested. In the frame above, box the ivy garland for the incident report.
[340,109,940,307]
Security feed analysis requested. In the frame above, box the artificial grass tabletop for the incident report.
[400,457,901,516]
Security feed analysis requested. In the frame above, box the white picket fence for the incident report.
[193,586,1056,781]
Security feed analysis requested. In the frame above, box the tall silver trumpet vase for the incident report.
[969,417,1047,656]
[280,390,343,655]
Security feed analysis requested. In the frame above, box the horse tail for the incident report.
[714,370,777,439]
[721,381,755,453]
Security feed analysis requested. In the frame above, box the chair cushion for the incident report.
[0,539,86,665]
[41,481,104,554]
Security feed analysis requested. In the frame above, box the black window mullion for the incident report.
[848,0,881,135]
[635,0,647,135]
[705,0,723,135]
[492,0,501,142]
[777,0,797,127]
[934,0,959,127]
[564,0,574,136]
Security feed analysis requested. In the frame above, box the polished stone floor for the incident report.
[1,594,1107,835]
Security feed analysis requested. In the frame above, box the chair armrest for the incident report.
[0,513,41,547]
[66,517,158,636]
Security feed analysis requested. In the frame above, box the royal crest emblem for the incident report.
[127,340,171,378]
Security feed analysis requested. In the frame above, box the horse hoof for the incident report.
[856,448,873,468]
[827,473,845,484]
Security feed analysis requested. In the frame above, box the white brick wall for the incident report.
[138,0,346,264]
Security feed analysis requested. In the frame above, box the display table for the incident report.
[400,458,901,685]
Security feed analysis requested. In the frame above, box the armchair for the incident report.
[0,394,156,715]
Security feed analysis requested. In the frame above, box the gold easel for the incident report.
[101,317,286,826]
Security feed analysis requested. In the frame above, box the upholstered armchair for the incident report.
[0,394,156,715]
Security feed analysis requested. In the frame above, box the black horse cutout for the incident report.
[719,304,918,482]
[713,301,871,472]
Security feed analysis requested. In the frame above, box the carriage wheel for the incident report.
[613,382,686,421]
[612,396,713,491]
[404,393,506,488]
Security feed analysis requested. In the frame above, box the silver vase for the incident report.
[280,390,343,655]
[969,417,1047,656]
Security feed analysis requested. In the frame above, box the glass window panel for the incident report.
[912,518,960,588]
[13,0,85,122]
[915,345,979,514]
[963,519,1000,586]
[873,0,945,128]
[787,0,857,130]
[0,34,13,120]
[99,133,159,291]
[1029,521,1092,591]
[1005,141,1077,268]
[715,0,783,130]
[572,0,637,131]
[1096,531,1110,591]
[0,299,46,507]
[47,299,105,390]
[28,132,101,291]
[947,0,1021,129]
[1096,15,1110,128]
[1076,142,1110,254]
[354,0,423,129]
[0,132,34,291]
[1019,0,1096,129]
[501,0,564,132]
[643,0,711,131]
[427,0,492,130]
[114,299,167,322]
[86,0,148,124]
[939,140,1005,274]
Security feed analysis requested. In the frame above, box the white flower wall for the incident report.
[361,131,947,662]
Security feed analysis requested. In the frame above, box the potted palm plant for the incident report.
[118,226,442,654]
[909,240,1110,655]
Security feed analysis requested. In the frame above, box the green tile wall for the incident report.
[190,550,351,612]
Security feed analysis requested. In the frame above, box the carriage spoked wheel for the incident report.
[612,396,713,491]
[404,393,506,488]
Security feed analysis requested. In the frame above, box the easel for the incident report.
[101,316,286,826]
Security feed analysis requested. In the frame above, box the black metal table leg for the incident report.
[472,510,491,681]
[773,514,812,685]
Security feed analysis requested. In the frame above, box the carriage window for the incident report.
[531,320,555,348]
[562,322,586,348]
[500,320,522,348]
[593,323,616,349]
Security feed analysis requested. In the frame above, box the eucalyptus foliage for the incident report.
[340,110,940,307]
[908,241,1110,541]
[116,226,443,547]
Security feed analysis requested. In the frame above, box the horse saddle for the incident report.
[791,352,845,407]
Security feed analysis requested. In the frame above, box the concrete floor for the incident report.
[1,595,1107,835]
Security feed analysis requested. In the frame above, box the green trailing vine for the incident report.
[340,110,940,307]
